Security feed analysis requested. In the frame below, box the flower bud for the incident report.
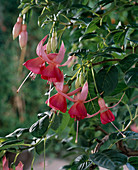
[51,32,57,52]
[46,37,51,54]
[79,72,85,86]
[67,55,78,68]
[19,24,28,49]
[12,17,22,40]
[75,77,80,89]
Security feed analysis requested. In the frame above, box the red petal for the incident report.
[2,156,9,170]
[68,102,87,121]
[41,64,63,82]
[53,41,65,64]
[24,57,45,74]
[15,161,24,170]
[46,93,67,113]
[100,109,115,124]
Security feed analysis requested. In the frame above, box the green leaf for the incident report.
[85,18,100,34]
[125,68,138,88]
[0,150,6,158]
[29,115,49,138]
[109,131,138,141]
[79,33,97,41]
[114,32,125,45]
[0,140,24,150]
[124,28,134,50]
[6,128,29,138]
[72,155,91,170]
[90,149,127,169]
[119,54,138,72]
[96,66,118,96]
[56,113,70,135]
[104,47,123,53]
[128,157,138,169]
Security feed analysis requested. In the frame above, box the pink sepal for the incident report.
[15,161,24,170]
[78,81,88,101]
[2,156,9,170]
[23,57,45,74]
[53,42,65,64]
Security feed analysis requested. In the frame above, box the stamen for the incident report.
[111,122,126,138]
[75,120,79,143]
[47,82,52,106]
[17,71,32,93]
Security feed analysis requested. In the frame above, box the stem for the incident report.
[91,65,99,96]
[44,137,46,170]
[111,122,126,138]
[31,149,36,170]
[14,153,20,163]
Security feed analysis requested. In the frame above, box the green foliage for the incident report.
[90,149,127,169]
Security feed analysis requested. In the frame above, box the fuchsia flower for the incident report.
[3,156,23,170]
[87,93,125,124]
[24,35,73,87]
[58,82,98,121]
[19,24,28,49]
[12,17,22,40]
[46,82,82,113]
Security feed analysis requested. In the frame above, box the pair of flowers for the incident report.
[12,17,28,49]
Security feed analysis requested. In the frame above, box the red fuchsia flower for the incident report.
[58,81,99,121]
[87,93,125,124]
[46,81,82,113]
[130,123,138,133]
[12,17,22,40]
[19,24,28,49]
[3,156,23,170]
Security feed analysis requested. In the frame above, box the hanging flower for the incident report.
[12,17,22,40]
[46,82,82,113]
[58,82,98,121]
[3,156,23,170]
[87,93,125,124]
[19,24,28,49]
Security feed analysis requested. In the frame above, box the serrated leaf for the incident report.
[119,54,138,72]
[96,66,118,96]
[6,128,29,138]
[90,149,127,169]
[29,115,49,138]
[109,131,138,141]
[124,68,138,88]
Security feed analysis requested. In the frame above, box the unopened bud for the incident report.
[51,32,57,53]
[46,37,51,54]
[75,77,80,89]
[67,55,78,68]
[79,72,85,86]
[12,17,22,40]
[19,24,28,49]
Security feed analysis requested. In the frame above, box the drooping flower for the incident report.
[12,17,22,40]
[19,24,28,49]
[3,156,23,170]
[58,81,98,121]
[87,93,125,124]
[46,81,82,113]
